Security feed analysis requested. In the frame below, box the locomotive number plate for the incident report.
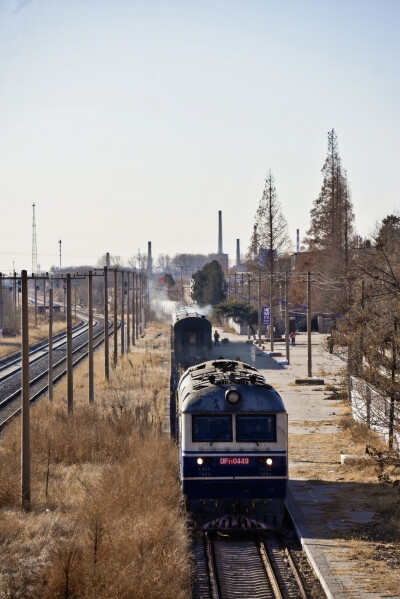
[219,457,250,465]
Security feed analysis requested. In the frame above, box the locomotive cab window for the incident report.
[188,332,197,344]
[236,415,276,442]
[192,415,232,442]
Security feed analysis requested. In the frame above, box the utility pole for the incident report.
[88,271,94,403]
[135,273,139,339]
[34,276,37,327]
[21,270,30,511]
[307,271,312,378]
[126,271,130,352]
[0,273,3,334]
[48,283,53,401]
[66,274,73,412]
[104,267,109,381]
[132,272,136,345]
[59,240,62,270]
[258,274,262,347]
[247,274,251,340]
[270,272,274,352]
[285,273,290,364]
[389,317,398,449]
[180,266,184,305]
[32,203,37,275]
[121,270,125,356]
[113,269,118,366]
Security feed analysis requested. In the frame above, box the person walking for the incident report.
[214,330,220,346]
[290,330,296,346]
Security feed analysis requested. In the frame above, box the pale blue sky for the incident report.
[0,0,399,273]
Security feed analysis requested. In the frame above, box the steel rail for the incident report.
[0,319,89,380]
[284,548,310,599]
[0,319,115,429]
[205,533,220,599]
[258,536,283,599]
[0,319,86,368]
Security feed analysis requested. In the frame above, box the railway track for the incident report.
[0,316,114,428]
[192,530,324,599]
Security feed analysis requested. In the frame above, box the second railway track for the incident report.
[0,316,114,428]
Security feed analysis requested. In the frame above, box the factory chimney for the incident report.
[218,210,223,254]
[252,225,258,260]
[106,252,110,268]
[296,229,300,253]
[147,241,152,272]
[236,239,240,267]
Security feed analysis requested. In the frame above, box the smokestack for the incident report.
[296,229,300,253]
[147,241,152,272]
[252,225,258,260]
[106,252,110,268]
[218,210,223,254]
[236,239,240,267]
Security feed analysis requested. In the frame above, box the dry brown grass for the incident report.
[0,322,191,599]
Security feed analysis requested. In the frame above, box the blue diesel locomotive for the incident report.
[177,359,288,530]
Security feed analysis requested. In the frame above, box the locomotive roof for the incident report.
[178,359,286,413]
[173,310,210,324]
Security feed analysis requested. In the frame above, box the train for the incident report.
[177,358,288,530]
[172,310,212,371]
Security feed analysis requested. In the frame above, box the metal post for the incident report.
[34,276,37,327]
[48,284,54,401]
[121,270,125,356]
[0,273,3,333]
[21,270,31,511]
[139,273,143,333]
[104,267,109,381]
[258,274,262,347]
[234,274,237,299]
[132,272,136,345]
[285,274,290,364]
[43,280,46,323]
[126,271,130,352]
[66,274,73,412]
[135,273,139,339]
[270,272,274,352]
[88,271,94,403]
[113,269,118,365]
[307,271,312,378]
[74,281,77,320]
[180,266,183,305]
[247,275,251,340]
[389,317,397,449]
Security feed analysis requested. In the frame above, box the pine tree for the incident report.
[306,129,355,267]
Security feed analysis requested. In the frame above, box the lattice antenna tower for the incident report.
[32,203,38,274]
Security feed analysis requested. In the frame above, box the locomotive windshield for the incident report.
[236,415,276,442]
[192,415,232,442]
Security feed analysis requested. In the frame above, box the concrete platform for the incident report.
[211,329,398,599]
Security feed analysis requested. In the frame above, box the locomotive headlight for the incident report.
[266,458,273,466]
[225,387,240,404]
[197,457,204,465]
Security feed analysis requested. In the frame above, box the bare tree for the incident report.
[247,171,292,347]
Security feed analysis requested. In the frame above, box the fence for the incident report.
[349,375,400,451]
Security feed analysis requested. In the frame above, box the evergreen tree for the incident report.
[191,260,226,306]
[306,129,355,267]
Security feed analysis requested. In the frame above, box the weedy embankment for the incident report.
[0,322,191,599]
